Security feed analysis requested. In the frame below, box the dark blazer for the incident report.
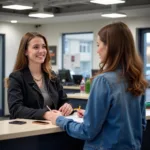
[8,67,67,120]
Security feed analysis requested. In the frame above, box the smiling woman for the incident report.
[6,32,73,120]
[25,37,47,65]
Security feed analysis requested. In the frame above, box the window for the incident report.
[64,39,69,53]
[80,41,91,53]
[62,33,93,79]
[138,29,150,102]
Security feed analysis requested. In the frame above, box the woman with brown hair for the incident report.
[7,32,73,120]
[49,22,148,150]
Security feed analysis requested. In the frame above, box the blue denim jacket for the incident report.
[56,70,146,150]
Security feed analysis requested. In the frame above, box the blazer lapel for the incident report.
[44,73,57,109]
[22,67,42,96]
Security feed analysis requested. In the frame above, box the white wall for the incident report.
[2,16,150,115]
[0,23,36,77]
[0,23,35,115]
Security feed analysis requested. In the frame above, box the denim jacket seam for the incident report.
[101,75,113,94]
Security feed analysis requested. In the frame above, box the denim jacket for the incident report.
[56,70,146,150]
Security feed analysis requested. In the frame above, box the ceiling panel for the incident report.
[0,0,150,24]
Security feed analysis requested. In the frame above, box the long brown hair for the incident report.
[6,32,54,87]
[97,22,148,96]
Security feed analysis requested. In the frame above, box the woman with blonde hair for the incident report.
[49,22,148,150]
[7,32,73,120]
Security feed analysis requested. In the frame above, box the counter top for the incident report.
[0,119,62,141]
[67,93,89,100]
[0,110,150,141]
[63,86,80,90]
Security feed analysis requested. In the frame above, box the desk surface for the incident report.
[0,119,62,141]
[67,93,89,100]
[67,93,150,120]
[0,110,150,141]
[63,86,80,90]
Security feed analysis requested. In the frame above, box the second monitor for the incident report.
[58,69,73,84]
[72,75,83,85]
[91,69,99,77]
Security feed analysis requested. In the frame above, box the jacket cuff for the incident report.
[56,116,67,129]
[35,108,48,120]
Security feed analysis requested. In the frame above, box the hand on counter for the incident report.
[77,109,85,118]
[59,103,73,116]
[43,111,53,120]
[43,110,62,119]
[48,110,62,125]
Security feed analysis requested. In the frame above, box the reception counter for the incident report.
[1,93,149,150]
[0,119,84,150]
[0,119,61,140]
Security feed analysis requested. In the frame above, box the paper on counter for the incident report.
[65,112,83,123]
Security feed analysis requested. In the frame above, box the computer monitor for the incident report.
[72,75,83,85]
[91,69,99,77]
[58,69,72,83]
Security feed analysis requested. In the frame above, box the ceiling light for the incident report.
[2,5,33,10]
[28,3,54,18]
[10,20,18,23]
[101,12,127,18]
[28,12,54,18]
[90,0,125,5]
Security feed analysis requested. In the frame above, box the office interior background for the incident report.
[0,0,150,116]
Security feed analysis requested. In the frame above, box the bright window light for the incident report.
[90,0,125,5]
[28,12,54,18]
[2,5,33,10]
[101,12,127,18]
[10,20,18,23]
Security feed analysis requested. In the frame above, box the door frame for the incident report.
[0,34,5,116]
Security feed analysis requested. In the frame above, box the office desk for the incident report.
[67,93,88,109]
[0,119,84,150]
[63,86,80,93]
[67,93,89,99]
[67,93,150,120]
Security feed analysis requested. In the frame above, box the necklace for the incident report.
[33,76,43,82]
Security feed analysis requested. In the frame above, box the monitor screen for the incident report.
[58,70,72,83]
[72,75,83,85]
[91,69,99,77]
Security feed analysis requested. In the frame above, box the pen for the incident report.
[46,105,51,111]
[73,105,81,111]
[78,105,81,110]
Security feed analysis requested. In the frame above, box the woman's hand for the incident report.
[59,103,73,116]
[77,109,85,118]
[43,111,52,120]
[50,110,62,125]
[43,110,62,124]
